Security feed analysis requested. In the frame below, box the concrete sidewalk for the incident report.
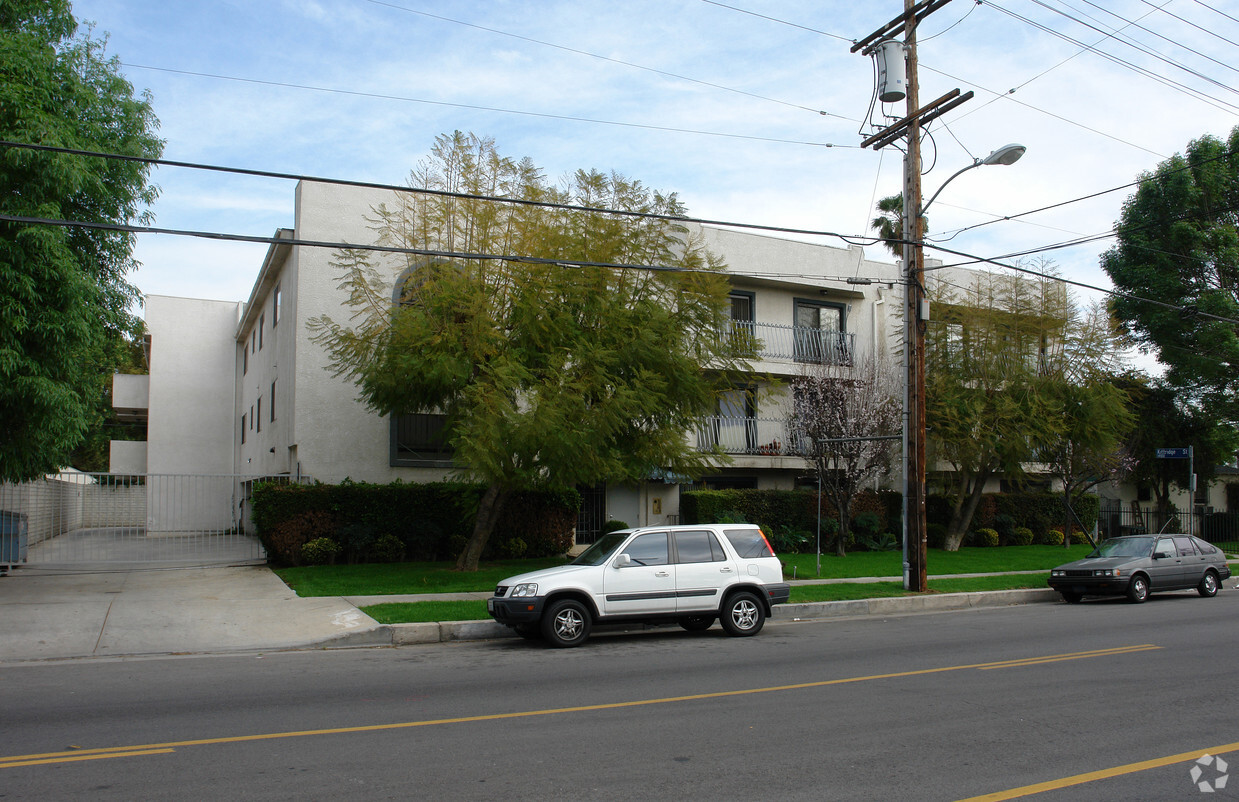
[0,563,1063,662]
[0,565,389,662]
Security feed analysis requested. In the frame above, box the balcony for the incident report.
[727,322,854,366]
[695,416,805,457]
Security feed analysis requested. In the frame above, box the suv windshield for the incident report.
[1090,536,1154,559]
[572,531,630,566]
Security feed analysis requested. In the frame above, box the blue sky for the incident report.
[70,0,1239,333]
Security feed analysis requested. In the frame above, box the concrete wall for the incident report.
[145,296,242,530]
[109,440,147,475]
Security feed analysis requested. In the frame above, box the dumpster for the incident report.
[1,510,28,570]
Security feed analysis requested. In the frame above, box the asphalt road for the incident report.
[2,590,1237,801]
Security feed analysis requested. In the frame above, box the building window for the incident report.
[391,413,453,466]
[251,331,256,354]
[258,313,265,350]
[793,299,848,364]
[257,398,262,432]
[250,405,254,429]
[241,414,246,443]
[270,380,277,421]
[273,284,281,327]
[242,343,248,375]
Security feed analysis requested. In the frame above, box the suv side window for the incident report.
[724,528,773,558]
[674,530,726,564]
[622,532,669,566]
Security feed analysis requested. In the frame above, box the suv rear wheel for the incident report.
[720,592,765,637]
[542,599,592,647]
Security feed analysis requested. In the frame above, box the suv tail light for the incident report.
[759,529,775,556]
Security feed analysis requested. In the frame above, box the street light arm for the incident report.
[920,159,982,215]
[920,143,1026,216]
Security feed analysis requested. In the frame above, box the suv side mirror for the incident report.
[614,553,632,568]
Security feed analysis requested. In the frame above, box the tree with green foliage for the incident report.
[925,263,1131,550]
[870,193,927,259]
[0,0,162,481]
[1118,377,1239,525]
[311,132,750,571]
[1100,127,1239,425]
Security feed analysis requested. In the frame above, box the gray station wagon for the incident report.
[1048,534,1231,604]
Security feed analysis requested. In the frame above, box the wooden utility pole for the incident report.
[902,0,928,593]
[854,0,964,592]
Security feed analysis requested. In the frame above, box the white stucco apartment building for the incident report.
[110,180,1238,539]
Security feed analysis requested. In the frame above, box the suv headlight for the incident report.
[510,583,538,597]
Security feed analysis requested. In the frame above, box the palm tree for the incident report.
[869,194,927,259]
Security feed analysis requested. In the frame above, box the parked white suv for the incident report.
[487,524,791,647]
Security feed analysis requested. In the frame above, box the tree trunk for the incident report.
[835,496,851,558]
[944,468,991,551]
[1062,487,1073,549]
[454,482,508,572]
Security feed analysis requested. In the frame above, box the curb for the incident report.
[359,587,1061,647]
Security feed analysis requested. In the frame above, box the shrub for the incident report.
[301,537,341,566]
[767,525,811,554]
[1011,526,1035,546]
[266,510,336,565]
[852,512,883,541]
[369,533,405,563]
[926,522,947,549]
[972,528,999,547]
[858,532,899,552]
[1041,528,1065,546]
[602,519,629,533]
[994,514,1015,546]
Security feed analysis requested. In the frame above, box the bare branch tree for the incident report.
[789,350,901,556]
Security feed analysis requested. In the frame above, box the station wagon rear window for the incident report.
[724,528,773,558]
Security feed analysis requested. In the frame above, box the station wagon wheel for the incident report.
[720,592,765,637]
[1198,570,1219,598]
[541,599,592,647]
[679,615,714,632]
[1126,574,1149,604]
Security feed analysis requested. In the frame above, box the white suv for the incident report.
[487,524,791,647]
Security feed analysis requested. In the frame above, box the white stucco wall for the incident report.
[144,295,243,531]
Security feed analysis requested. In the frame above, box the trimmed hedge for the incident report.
[679,487,1102,550]
[252,480,579,566]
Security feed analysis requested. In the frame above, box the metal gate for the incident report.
[0,473,294,570]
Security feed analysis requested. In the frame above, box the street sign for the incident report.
[1155,448,1190,459]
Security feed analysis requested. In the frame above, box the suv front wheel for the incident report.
[720,591,765,637]
[542,598,592,647]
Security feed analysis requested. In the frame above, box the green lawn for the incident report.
[778,545,1094,579]
[274,557,568,597]
[359,573,1054,623]
[276,545,1092,598]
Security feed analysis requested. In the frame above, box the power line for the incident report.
[697,0,853,41]
[5,139,1235,326]
[1187,0,1239,28]
[362,0,855,121]
[1027,0,1239,94]
[920,64,1166,157]
[1145,0,1239,48]
[121,63,853,150]
[982,0,1239,116]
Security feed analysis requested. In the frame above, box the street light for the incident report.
[922,144,1026,213]
[902,143,1026,592]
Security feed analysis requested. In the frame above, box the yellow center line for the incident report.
[0,644,1161,769]
[0,749,175,768]
[958,741,1239,801]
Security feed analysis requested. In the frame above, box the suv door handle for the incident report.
[720,567,733,573]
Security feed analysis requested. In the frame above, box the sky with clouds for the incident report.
[67,0,1239,341]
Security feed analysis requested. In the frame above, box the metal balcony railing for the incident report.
[726,322,854,365]
[695,416,805,456]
